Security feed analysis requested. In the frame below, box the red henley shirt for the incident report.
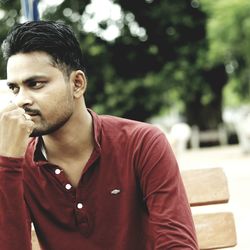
[0,110,198,250]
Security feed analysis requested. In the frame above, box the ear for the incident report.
[71,70,87,98]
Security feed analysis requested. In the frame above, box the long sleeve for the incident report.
[0,156,31,250]
[137,130,198,249]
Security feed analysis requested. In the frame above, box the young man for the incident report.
[0,21,198,250]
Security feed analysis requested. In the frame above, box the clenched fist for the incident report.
[0,103,34,157]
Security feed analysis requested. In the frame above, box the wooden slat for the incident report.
[194,212,237,249]
[181,168,229,206]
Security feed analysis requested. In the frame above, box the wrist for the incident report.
[0,155,24,168]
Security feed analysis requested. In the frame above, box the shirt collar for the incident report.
[88,109,102,154]
[25,109,102,165]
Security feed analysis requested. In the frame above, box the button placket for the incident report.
[50,166,75,193]
[75,190,89,227]
[77,202,83,209]
[65,184,72,190]
[74,200,92,236]
[55,168,61,175]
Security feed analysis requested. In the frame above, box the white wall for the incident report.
[0,79,14,110]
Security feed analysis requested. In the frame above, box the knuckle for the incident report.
[27,121,34,127]
[18,108,25,113]
[19,122,27,129]
[1,112,11,121]
[0,112,6,120]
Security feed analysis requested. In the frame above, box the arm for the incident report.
[0,156,32,250]
[137,128,198,250]
[0,103,34,250]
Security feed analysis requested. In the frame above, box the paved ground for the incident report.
[177,145,250,250]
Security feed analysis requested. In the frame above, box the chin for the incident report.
[29,131,44,137]
[29,128,50,137]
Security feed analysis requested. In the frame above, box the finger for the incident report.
[0,101,19,113]
[22,113,32,121]
[0,104,25,118]
[0,108,25,120]
[25,120,35,135]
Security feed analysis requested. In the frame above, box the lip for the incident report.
[27,114,40,119]
[26,113,40,116]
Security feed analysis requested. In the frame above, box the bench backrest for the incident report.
[181,167,237,249]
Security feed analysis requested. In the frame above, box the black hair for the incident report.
[1,20,85,77]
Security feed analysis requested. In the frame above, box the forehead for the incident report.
[7,52,61,82]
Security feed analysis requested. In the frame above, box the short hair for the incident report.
[1,20,85,76]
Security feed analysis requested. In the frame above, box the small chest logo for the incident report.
[110,189,121,195]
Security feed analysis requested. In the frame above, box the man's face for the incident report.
[7,51,74,137]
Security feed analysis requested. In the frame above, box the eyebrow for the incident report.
[7,75,48,86]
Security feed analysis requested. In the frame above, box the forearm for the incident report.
[145,170,198,249]
[148,184,198,250]
[137,131,198,249]
[0,156,31,250]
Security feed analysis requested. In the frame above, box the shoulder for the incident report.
[97,114,170,155]
[99,114,164,139]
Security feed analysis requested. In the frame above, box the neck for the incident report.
[42,106,94,162]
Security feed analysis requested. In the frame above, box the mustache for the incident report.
[24,108,41,116]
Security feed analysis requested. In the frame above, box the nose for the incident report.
[14,88,33,108]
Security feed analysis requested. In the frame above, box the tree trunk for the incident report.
[185,64,228,130]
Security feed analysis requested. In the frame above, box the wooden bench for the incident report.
[181,167,237,249]
[190,125,228,148]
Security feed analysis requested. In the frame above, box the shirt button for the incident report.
[77,203,83,209]
[55,169,61,175]
[65,184,72,190]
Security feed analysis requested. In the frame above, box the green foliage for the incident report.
[0,0,22,78]
[201,0,250,101]
[2,0,248,129]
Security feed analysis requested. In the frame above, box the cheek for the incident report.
[36,84,73,113]
[41,87,71,106]
[46,92,73,115]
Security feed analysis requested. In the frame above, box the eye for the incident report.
[28,81,45,89]
[7,84,19,94]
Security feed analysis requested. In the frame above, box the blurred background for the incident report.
[0,0,250,152]
[0,0,250,248]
